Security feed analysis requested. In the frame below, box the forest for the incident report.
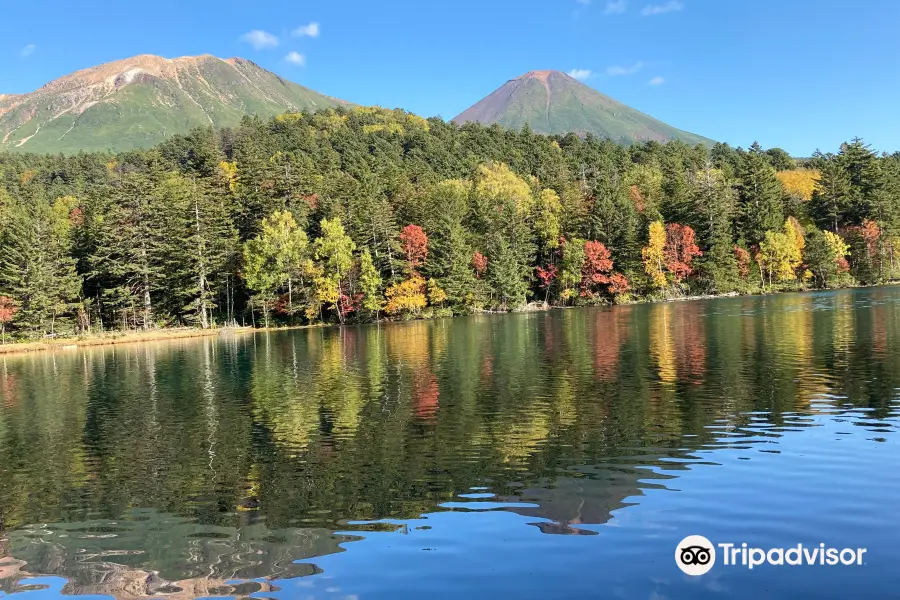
[0,105,898,340]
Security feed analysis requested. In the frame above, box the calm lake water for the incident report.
[2,287,900,599]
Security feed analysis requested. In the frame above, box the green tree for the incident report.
[691,163,738,291]
[242,210,312,326]
[314,217,356,322]
[810,155,851,232]
[154,174,238,328]
[473,163,536,309]
[737,142,784,245]
[0,191,81,336]
[359,248,384,318]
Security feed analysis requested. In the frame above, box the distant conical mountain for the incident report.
[453,70,712,145]
[0,54,349,154]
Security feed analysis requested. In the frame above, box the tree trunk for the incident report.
[143,279,152,329]
[194,198,209,329]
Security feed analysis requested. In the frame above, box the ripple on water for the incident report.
[1,288,900,599]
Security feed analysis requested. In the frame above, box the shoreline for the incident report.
[0,327,243,357]
[0,283,894,357]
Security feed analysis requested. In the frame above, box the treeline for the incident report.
[0,106,899,339]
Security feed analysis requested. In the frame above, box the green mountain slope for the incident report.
[453,70,713,145]
[0,54,348,154]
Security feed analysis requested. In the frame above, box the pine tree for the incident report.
[0,190,81,336]
[590,174,641,275]
[159,174,239,327]
[691,163,738,292]
[737,142,784,245]
[810,156,851,232]
[472,163,536,309]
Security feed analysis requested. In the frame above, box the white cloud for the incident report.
[284,51,306,66]
[292,22,320,38]
[20,44,36,58]
[606,61,644,76]
[642,1,683,16]
[568,69,594,80]
[649,76,665,85]
[604,0,628,15]
[240,30,279,50]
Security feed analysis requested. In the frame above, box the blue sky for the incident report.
[3,0,899,156]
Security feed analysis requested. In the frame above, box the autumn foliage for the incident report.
[0,296,16,343]
[579,240,629,299]
[846,219,881,258]
[536,264,558,290]
[734,245,751,279]
[607,272,631,295]
[385,275,427,316]
[643,221,701,288]
[581,241,614,287]
[472,252,488,278]
[642,221,667,289]
[776,169,820,201]
[400,224,428,273]
[663,223,702,283]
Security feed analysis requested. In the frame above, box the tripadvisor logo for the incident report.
[675,535,867,576]
[675,535,716,576]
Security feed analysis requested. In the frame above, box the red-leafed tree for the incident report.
[536,264,558,290]
[733,245,751,279]
[0,296,16,344]
[664,223,702,283]
[472,251,488,278]
[536,264,558,301]
[856,219,881,258]
[400,224,428,273]
[608,272,631,295]
[580,241,630,299]
[581,241,614,288]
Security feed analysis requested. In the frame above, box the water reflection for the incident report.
[1,288,900,599]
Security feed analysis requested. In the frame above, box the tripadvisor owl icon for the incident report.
[676,535,716,576]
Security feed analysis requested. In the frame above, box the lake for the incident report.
[1,287,899,599]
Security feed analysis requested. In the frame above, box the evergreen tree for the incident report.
[691,163,738,291]
[736,142,784,245]
[88,161,167,329]
[0,190,81,336]
[810,156,851,232]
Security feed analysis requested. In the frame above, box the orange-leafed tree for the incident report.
[733,245,751,279]
[400,224,428,273]
[472,252,488,278]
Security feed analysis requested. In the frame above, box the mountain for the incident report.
[453,70,713,146]
[0,54,348,154]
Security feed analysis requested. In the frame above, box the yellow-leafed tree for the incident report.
[642,220,667,289]
[385,275,427,316]
[776,169,820,201]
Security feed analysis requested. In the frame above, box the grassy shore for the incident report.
[2,282,895,357]
[0,327,247,356]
